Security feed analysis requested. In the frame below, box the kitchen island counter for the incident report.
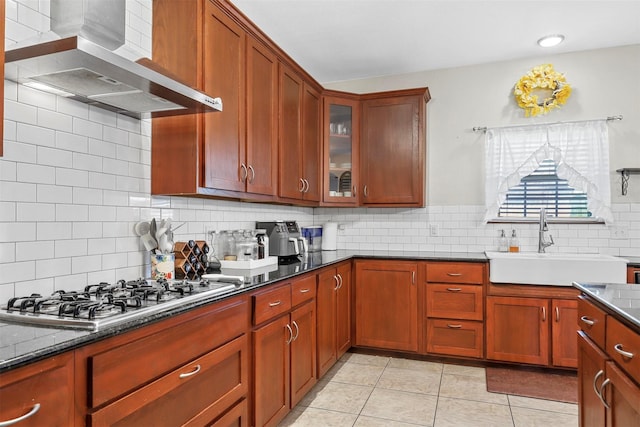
[574,282,640,332]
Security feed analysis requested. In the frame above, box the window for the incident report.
[499,159,591,219]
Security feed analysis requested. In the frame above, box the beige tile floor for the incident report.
[279,352,578,427]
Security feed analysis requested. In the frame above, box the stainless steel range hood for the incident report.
[4,0,222,119]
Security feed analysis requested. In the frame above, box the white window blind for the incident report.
[499,159,590,218]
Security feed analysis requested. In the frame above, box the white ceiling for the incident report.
[230,0,640,84]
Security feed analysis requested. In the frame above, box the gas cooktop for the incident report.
[0,277,243,331]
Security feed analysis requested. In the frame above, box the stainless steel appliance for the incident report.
[255,221,306,260]
[0,277,242,331]
[4,0,222,118]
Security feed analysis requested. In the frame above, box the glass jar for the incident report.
[256,229,268,259]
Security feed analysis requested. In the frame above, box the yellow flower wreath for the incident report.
[514,64,572,117]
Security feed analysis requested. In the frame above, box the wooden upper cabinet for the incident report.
[203,0,246,192]
[1,0,4,157]
[360,88,430,207]
[151,0,278,201]
[246,36,278,196]
[301,83,321,202]
[322,92,360,205]
[278,64,303,200]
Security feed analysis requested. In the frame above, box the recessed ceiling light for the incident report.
[537,34,565,48]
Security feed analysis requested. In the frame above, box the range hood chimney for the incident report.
[4,0,222,119]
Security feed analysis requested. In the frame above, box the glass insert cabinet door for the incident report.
[324,95,359,203]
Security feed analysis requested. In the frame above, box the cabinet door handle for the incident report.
[446,288,462,292]
[0,403,41,426]
[363,185,368,197]
[446,273,462,277]
[269,300,282,307]
[613,343,635,359]
[286,324,294,344]
[248,165,255,183]
[337,273,343,289]
[299,288,310,293]
[303,179,310,193]
[598,378,611,409]
[333,275,340,291]
[179,364,201,379]
[592,369,604,398]
[298,178,305,193]
[292,320,300,341]
[447,324,462,329]
[580,316,595,326]
[541,306,546,321]
[412,271,416,285]
[352,185,357,197]
[555,306,560,322]
[240,163,248,182]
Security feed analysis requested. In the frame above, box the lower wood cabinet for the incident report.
[354,259,418,352]
[486,293,578,368]
[252,275,317,427]
[90,335,249,426]
[317,261,352,377]
[0,352,74,427]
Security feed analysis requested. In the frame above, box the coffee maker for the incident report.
[255,221,307,261]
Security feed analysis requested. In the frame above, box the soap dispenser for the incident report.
[498,229,508,252]
[509,229,520,253]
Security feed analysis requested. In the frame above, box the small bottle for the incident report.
[498,229,508,252]
[509,229,520,253]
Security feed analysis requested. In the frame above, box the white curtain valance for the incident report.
[484,120,612,223]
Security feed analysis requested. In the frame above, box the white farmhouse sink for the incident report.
[485,251,628,286]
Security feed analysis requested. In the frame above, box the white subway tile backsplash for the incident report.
[54,239,87,258]
[35,257,70,279]
[56,168,88,187]
[71,255,102,274]
[88,205,117,222]
[15,240,54,261]
[72,117,103,139]
[0,222,35,242]
[16,163,55,184]
[56,204,88,222]
[72,222,103,239]
[88,106,118,127]
[36,183,71,203]
[0,260,35,284]
[2,141,37,163]
[72,187,103,205]
[103,158,129,176]
[17,122,55,147]
[56,97,89,119]
[88,138,117,159]
[16,202,54,221]
[55,131,88,153]
[0,202,16,221]
[35,147,72,170]
[0,181,36,202]
[72,152,103,172]
[88,238,116,256]
[36,222,71,240]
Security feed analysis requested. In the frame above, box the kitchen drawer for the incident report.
[426,283,483,320]
[253,283,292,325]
[0,352,74,427]
[91,334,249,427]
[89,296,248,408]
[426,262,485,284]
[606,316,640,380]
[426,319,483,358]
[211,398,248,427]
[292,274,317,307]
[578,296,606,350]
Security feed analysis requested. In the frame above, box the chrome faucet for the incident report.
[538,207,554,253]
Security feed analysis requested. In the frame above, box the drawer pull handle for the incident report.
[447,324,462,329]
[179,365,201,379]
[446,288,462,292]
[614,344,635,359]
[598,378,611,409]
[447,273,462,277]
[286,324,294,344]
[0,403,41,426]
[269,300,282,307]
[299,288,310,293]
[580,316,595,326]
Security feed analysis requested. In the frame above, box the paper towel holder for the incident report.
[321,222,337,251]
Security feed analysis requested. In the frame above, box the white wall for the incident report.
[1,1,638,301]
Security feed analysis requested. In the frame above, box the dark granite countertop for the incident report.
[574,282,640,333]
[0,250,487,372]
